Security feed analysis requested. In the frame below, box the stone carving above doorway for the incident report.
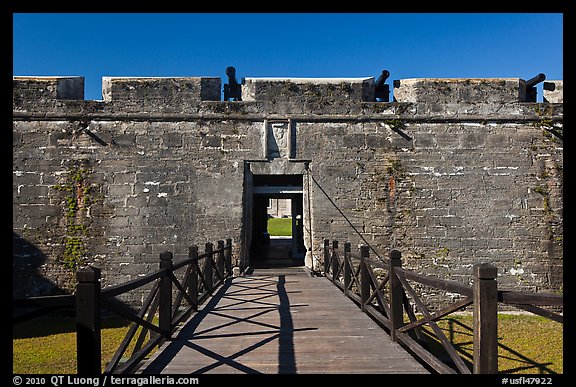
[265,119,295,160]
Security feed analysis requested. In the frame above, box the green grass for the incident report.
[267,217,292,236]
[13,316,155,374]
[419,313,563,374]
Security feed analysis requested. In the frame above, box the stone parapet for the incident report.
[543,80,563,103]
[242,77,375,103]
[13,76,84,102]
[393,78,526,103]
[101,77,221,102]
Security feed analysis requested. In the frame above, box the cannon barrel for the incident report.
[224,66,242,101]
[374,69,390,102]
[226,66,239,86]
[375,70,390,88]
[525,73,546,88]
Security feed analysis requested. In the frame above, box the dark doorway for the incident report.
[249,174,305,268]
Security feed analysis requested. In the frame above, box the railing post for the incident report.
[225,238,233,275]
[332,240,339,283]
[189,245,199,311]
[389,250,404,341]
[360,245,370,312]
[323,239,330,275]
[343,242,351,296]
[473,263,498,374]
[204,242,214,293]
[76,266,102,375]
[217,240,225,284]
[159,251,173,339]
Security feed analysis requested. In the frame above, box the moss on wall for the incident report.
[51,161,99,272]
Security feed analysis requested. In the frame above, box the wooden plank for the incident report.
[508,303,563,323]
[395,267,473,297]
[498,290,563,306]
[364,304,391,330]
[396,332,457,374]
[398,297,473,334]
[363,256,389,269]
[102,270,166,299]
[13,294,75,308]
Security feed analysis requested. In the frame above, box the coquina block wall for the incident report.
[13,75,563,308]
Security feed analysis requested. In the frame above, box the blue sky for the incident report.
[13,13,563,101]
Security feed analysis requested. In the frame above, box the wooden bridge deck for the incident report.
[138,268,429,374]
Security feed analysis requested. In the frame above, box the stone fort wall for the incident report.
[13,75,563,306]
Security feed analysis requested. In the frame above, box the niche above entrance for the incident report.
[264,119,296,160]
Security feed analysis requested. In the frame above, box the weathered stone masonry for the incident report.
[13,75,563,307]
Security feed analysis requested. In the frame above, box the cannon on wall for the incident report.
[524,73,546,102]
[374,69,390,102]
[224,66,242,101]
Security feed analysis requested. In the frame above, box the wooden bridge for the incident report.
[13,238,563,375]
[138,268,427,374]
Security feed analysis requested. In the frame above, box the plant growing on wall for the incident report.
[51,162,98,272]
[383,119,406,132]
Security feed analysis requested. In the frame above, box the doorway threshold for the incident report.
[245,265,312,277]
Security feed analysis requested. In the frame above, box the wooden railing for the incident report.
[13,238,233,375]
[322,239,563,374]
[13,294,75,324]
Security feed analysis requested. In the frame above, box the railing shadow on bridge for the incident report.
[13,238,235,375]
[322,239,563,374]
[140,274,315,374]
